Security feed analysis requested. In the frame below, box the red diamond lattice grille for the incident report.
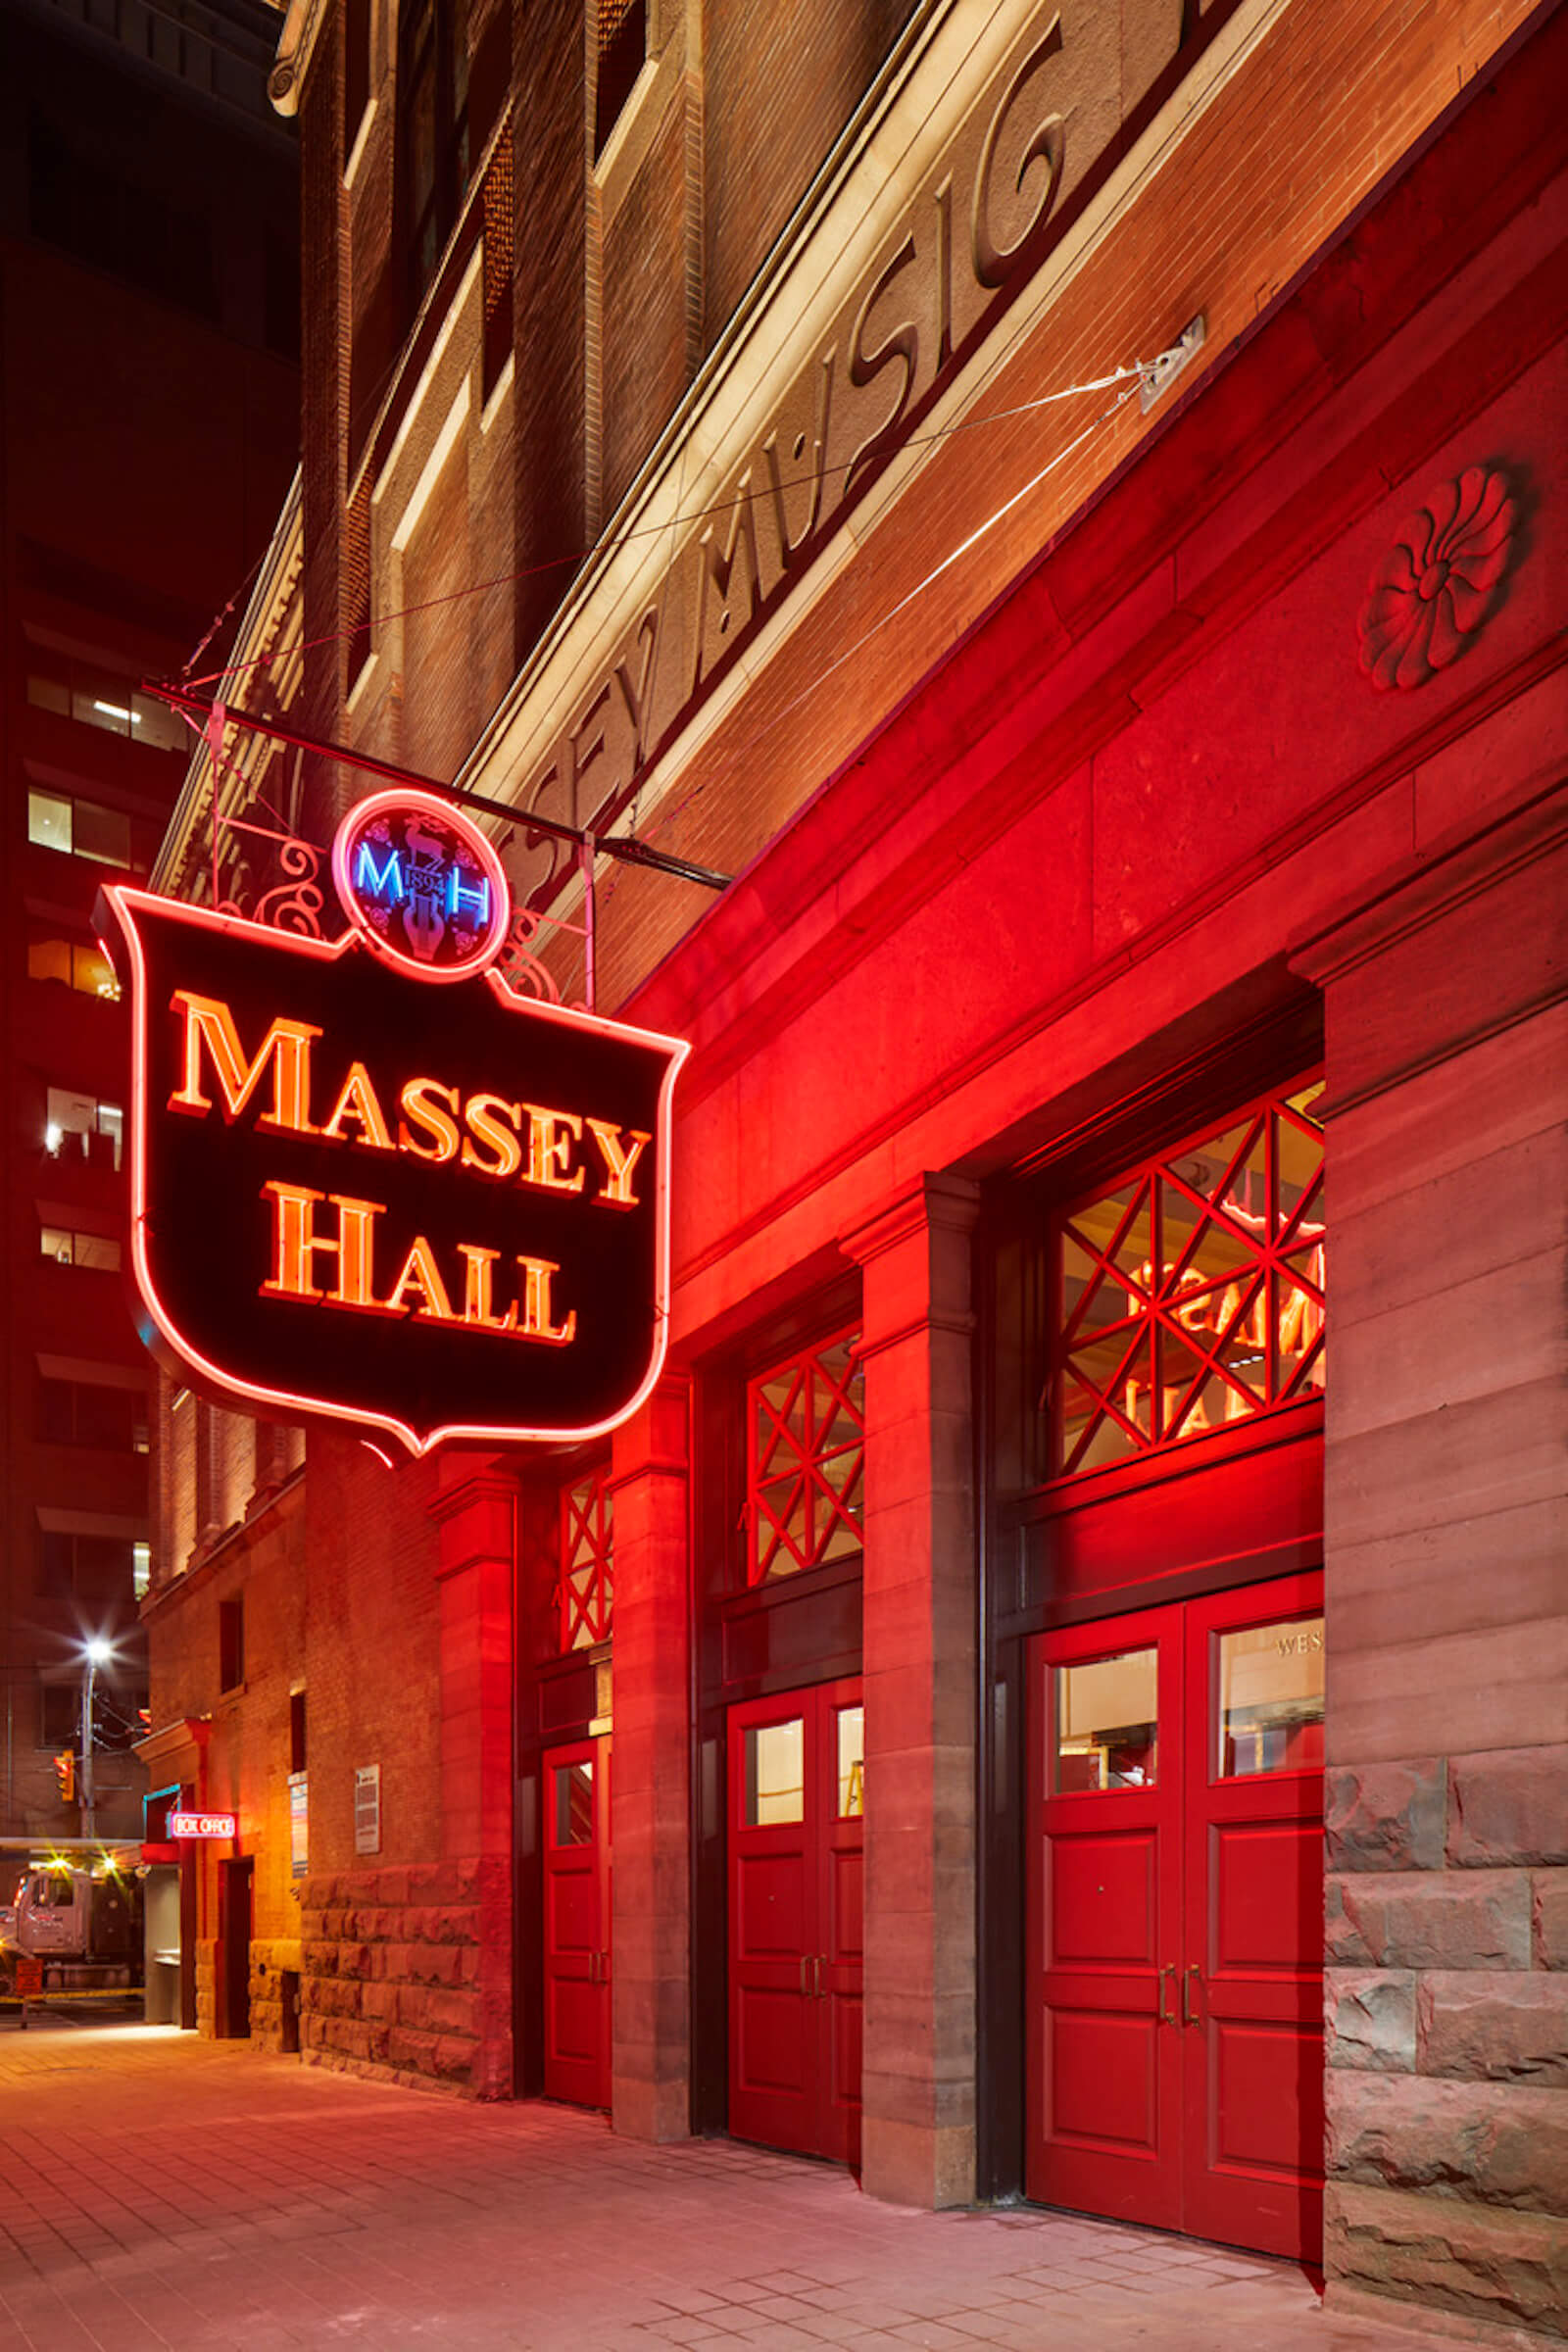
[1051,1082,1325,1479]
[748,1329,864,1583]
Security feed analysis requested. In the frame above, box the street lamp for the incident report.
[79,1637,114,1840]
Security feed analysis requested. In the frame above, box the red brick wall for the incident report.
[601,97,687,515]
[301,1434,445,1875]
[509,0,589,662]
[702,0,917,348]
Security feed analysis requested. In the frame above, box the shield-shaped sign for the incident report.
[97,792,687,1456]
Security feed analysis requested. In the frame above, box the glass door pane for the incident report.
[744,1718,805,1824]
[1054,1646,1158,1790]
[1215,1615,1324,1777]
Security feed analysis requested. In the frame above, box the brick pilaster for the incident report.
[843,1174,981,2209]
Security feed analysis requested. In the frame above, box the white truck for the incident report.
[3,1861,142,1991]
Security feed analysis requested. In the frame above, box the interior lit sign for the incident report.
[98,788,688,1457]
[168,1812,236,1839]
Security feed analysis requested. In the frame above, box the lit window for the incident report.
[27,935,121,999]
[558,1466,612,1651]
[133,1543,152,1599]
[45,1087,122,1170]
[39,1225,122,1272]
[25,786,133,867]
[27,670,184,752]
[747,1329,864,1583]
[1048,1082,1326,1479]
[27,788,73,854]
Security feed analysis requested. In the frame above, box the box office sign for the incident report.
[97,790,688,1457]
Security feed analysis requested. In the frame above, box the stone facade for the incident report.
[1299,800,1568,2342]
[249,1936,305,2053]
[298,1862,508,2093]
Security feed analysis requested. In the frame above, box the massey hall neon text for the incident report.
[168,988,652,1343]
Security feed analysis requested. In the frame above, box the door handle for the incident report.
[1183,1964,1202,2025]
[801,1956,810,1996]
[1157,1963,1176,2025]
[814,1956,824,2000]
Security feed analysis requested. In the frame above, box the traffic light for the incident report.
[53,1750,75,1804]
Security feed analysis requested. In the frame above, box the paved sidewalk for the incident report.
[0,2018,1444,2351]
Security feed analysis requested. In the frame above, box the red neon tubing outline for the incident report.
[105,883,689,1458]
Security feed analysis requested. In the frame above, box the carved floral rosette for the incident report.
[1357,466,1515,691]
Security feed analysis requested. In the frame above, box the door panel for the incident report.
[543,1737,611,2108]
[729,1700,816,2155]
[728,1679,863,2164]
[1183,1576,1324,2258]
[1028,1574,1323,2262]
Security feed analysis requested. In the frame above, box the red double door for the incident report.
[728,1679,864,2165]
[1027,1573,1324,2260]
[543,1736,612,2108]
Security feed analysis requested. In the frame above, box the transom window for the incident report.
[1049,1082,1325,1479]
[558,1466,612,1651]
[747,1330,865,1584]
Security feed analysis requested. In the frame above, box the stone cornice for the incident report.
[1289,778,1568,992]
[134,1715,212,1771]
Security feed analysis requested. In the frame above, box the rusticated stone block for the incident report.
[1326,1879,1373,1965]
[433,2035,478,2082]
[418,1906,475,1946]
[1328,1970,1417,2071]
[336,1942,372,1980]
[1419,1972,1568,2082]
[1328,1870,1531,1970]
[1328,2071,1568,2215]
[1327,2180,1568,2336]
[1326,1761,1446,1873]
[1535,1872,1568,1968]
[375,1868,409,1907]
[402,1986,474,2037]
[312,1977,363,2019]
[360,1983,398,2024]
[1449,1747,1568,1869]
[406,1942,464,1986]
[319,2018,372,2061]
[388,2027,439,2074]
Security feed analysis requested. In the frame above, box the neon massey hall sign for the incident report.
[98,790,687,1455]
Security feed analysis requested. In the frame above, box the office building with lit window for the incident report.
[0,1,298,1859]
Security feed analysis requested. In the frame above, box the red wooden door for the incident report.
[543,1737,611,2108]
[1027,1606,1184,2230]
[728,1680,863,2163]
[1027,1574,1323,2260]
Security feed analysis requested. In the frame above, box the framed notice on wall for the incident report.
[354,1764,381,1856]
[289,1771,308,1878]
